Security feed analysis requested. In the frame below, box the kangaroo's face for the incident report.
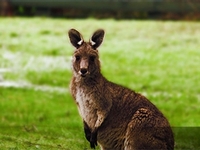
[68,29,105,78]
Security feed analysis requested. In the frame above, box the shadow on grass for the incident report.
[173,127,200,150]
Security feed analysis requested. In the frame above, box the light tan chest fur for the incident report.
[76,87,98,128]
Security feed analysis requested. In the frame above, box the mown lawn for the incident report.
[0,17,200,149]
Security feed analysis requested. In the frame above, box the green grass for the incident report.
[0,88,87,150]
[0,17,200,149]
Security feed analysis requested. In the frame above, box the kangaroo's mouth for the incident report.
[79,70,89,77]
[81,74,87,77]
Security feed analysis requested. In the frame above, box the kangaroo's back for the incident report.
[96,81,174,150]
[68,29,174,150]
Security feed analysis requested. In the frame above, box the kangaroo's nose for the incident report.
[80,68,88,75]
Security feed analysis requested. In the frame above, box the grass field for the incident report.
[0,17,200,149]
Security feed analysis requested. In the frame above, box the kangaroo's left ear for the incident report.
[90,29,105,49]
[68,29,84,49]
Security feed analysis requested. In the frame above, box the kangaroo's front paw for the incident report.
[90,131,98,149]
[90,141,97,149]
[83,121,91,142]
[84,128,91,142]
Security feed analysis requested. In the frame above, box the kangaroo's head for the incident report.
[68,29,105,79]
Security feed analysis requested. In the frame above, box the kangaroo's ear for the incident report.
[90,29,105,49]
[68,29,84,48]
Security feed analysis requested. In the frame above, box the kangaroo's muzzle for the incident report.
[79,58,89,77]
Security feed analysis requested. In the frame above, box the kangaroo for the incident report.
[68,29,174,150]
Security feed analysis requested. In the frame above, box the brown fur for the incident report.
[68,29,174,150]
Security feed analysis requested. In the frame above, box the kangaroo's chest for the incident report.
[76,88,97,127]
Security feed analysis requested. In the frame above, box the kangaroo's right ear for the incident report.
[68,29,84,48]
[90,29,105,49]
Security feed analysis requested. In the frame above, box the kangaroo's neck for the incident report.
[73,72,105,87]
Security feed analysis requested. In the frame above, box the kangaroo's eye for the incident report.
[75,55,81,61]
[90,56,96,62]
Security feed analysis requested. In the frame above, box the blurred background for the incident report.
[1,0,200,19]
[0,0,200,149]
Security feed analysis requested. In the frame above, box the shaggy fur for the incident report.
[68,29,174,150]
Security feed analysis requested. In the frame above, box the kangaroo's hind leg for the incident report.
[124,108,172,150]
